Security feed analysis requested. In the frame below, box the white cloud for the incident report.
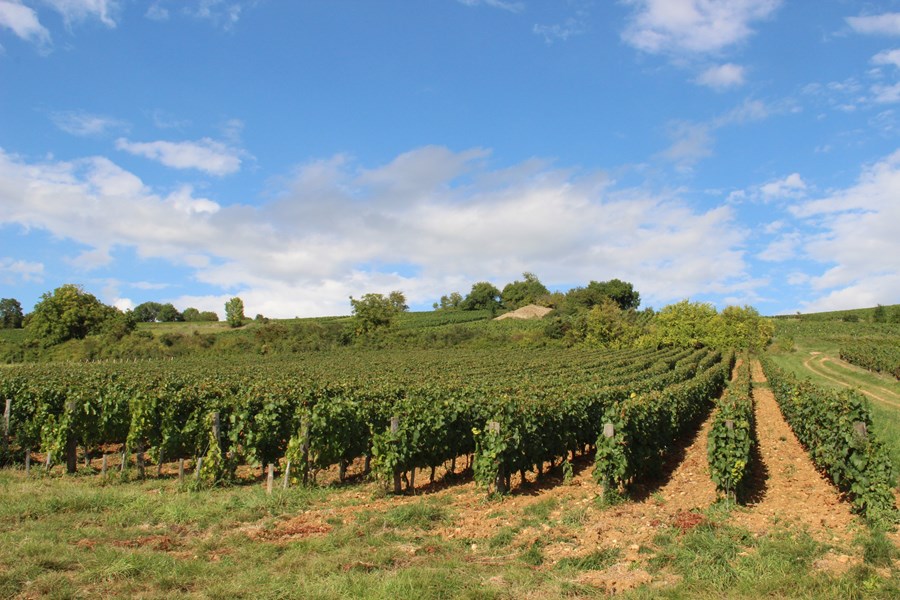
[533,17,586,44]
[145,3,168,21]
[789,150,900,311]
[760,172,806,200]
[695,63,745,90]
[757,232,800,262]
[622,0,781,55]
[51,110,126,136]
[115,137,243,176]
[0,0,50,47]
[0,146,755,316]
[0,256,44,284]
[457,0,523,13]
[660,121,713,169]
[44,0,118,28]
[872,48,900,68]
[846,13,900,36]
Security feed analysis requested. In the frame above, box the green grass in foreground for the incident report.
[0,470,897,599]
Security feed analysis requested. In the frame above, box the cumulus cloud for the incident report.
[0,146,755,316]
[115,137,243,176]
[789,150,900,311]
[872,48,900,68]
[622,0,781,55]
[0,0,50,47]
[760,173,806,200]
[846,13,900,36]
[695,63,745,90]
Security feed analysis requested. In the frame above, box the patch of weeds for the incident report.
[555,547,620,571]
[383,500,447,530]
[522,497,558,525]
[560,506,587,527]
[488,525,520,549]
[593,488,627,509]
[520,538,546,566]
[862,528,898,567]
[650,520,748,589]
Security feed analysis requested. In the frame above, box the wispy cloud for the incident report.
[115,137,243,176]
[51,110,127,137]
[622,0,781,56]
[846,12,900,36]
[0,0,51,47]
[44,0,119,28]
[146,0,258,30]
[0,256,44,284]
[457,0,523,14]
[695,63,745,91]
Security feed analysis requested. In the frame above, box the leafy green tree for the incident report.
[0,298,24,329]
[200,311,219,322]
[26,284,119,347]
[350,293,400,334]
[462,282,501,311]
[133,301,162,322]
[565,279,640,313]
[708,305,774,351]
[182,307,201,321]
[156,303,183,322]
[225,297,245,328]
[501,272,549,309]
[649,300,718,348]
[873,304,887,323]
[388,290,409,312]
[437,292,463,310]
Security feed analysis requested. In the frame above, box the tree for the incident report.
[437,292,463,310]
[462,282,501,311]
[565,279,640,313]
[182,307,201,322]
[225,297,245,328]
[200,311,220,322]
[0,298,24,329]
[156,303,183,322]
[873,304,887,323]
[133,301,163,322]
[708,305,774,351]
[388,290,409,312]
[501,272,549,309]
[350,293,400,334]
[26,284,119,347]
[649,300,718,348]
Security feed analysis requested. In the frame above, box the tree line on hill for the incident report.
[1,274,778,363]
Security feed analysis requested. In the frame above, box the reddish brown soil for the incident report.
[733,360,858,542]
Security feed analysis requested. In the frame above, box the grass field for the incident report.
[0,464,896,599]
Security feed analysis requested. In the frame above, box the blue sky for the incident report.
[1,0,898,318]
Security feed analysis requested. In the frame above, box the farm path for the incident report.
[732,360,858,543]
[802,353,900,409]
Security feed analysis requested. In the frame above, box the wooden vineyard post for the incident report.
[157,449,165,478]
[283,461,291,490]
[24,448,31,476]
[195,457,203,480]
[2,399,10,459]
[136,442,145,479]
[101,454,108,477]
[488,420,507,494]
[266,463,274,495]
[391,416,401,495]
[853,421,868,441]
[65,400,77,474]
[212,412,221,445]
[300,418,310,485]
[178,458,185,484]
[120,451,127,473]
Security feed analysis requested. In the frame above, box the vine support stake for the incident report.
[212,412,221,444]
[283,460,291,490]
[65,400,77,474]
[101,454,108,477]
[853,421,868,441]
[603,423,615,439]
[266,463,274,495]
[136,442,145,479]
[391,416,401,495]
[488,420,507,494]
[195,457,202,480]
[24,448,30,476]
[120,451,126,473]
[2,399,10,458]
[300,418,310,485]
[725,420,734,431]
[178,458,185,483]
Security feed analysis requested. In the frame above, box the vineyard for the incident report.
[0,346,732,497]
[1,329,898,598]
